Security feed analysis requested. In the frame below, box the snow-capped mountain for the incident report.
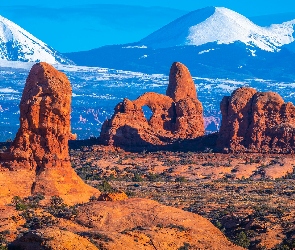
[139,7,295,52]
[0,15,71,64]
[65,7,295,81]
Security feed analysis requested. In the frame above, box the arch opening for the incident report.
[142,105,153,121]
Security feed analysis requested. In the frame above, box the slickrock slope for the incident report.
[217,87,295,153]
[0,62,99,205]
[10,228,98,250]
[73,198,243,249]
[100,62,204,150]
[9,198,243,250]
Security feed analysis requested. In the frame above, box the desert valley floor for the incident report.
[69,145,295,249]
[2,142,295,249]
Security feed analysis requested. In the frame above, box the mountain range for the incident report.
[64,7,295,80]
[139,7,295,51]
[0,7,295,81]
[0,15,71,64]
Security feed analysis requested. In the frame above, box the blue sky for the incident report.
[0,0,294,52]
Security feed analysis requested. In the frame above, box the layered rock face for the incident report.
[0,63,99,205]
[100,62,204,150]
[217,87,295,153]
[1,62,76,170]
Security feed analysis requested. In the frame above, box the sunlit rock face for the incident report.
[100,62,205,150]
[0,62,99,205]
[217,87,295,153]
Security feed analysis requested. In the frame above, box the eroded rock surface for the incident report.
[6,198,243,249]
[0,62,99,205]
[100,62,204,150]
[167,62,197,102]
[218,87,295,153]
[10,228,98,250]
[1,62,76,169]
[73,198,243,250]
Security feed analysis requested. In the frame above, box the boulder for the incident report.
[97,192,128,201]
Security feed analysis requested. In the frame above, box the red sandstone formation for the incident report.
[1,62,76,169]
[0,62,99,205]
[100,62,204,149]
[97,192,128,201]
[167,62,197,101]
[217,87,295,153]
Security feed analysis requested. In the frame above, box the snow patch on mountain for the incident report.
[139,7,295,52]
[187,7,295,52]
[198,48,216,54]
[0,15,71,64]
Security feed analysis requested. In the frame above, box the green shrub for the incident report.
[175,176,187,183]
[96,180,116,193]
[11,196,28,211]
[0,231,8,250]
[11,194,45,211]
[235,231,250,248]
[46,196,78,220]
[21,210,55,230]
[132,173,143,182]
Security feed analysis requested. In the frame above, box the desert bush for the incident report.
[175,176,187,183]
[25,193,45,208]
[178,242,191,250]
[46,196,78,220]
[146,173,162,182]
[273,239,295,250]
[213,220,223,230]
[11,194,45,211]
[21,210,55,230]
[11,196,28,211]
[132,172,143,182]
[168,224,188,232]
[234,231,250,248]
[0,231,9,250]
[202,162,214,167]
[96,180,117,193]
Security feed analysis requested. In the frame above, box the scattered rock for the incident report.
[97,192,128,201]
[0,62,99,205]
[100,62,204,150]
[217,87,295,153]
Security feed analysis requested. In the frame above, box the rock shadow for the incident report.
[110,125,218,153]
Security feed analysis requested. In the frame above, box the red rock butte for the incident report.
[0,62,99,205]
[217,87,295,153]
[99,62,205,150]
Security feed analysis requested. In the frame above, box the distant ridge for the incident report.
[65,6,295,80]
[0,15,72,64]
[250,12,295,26]
[138,7,295,52]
